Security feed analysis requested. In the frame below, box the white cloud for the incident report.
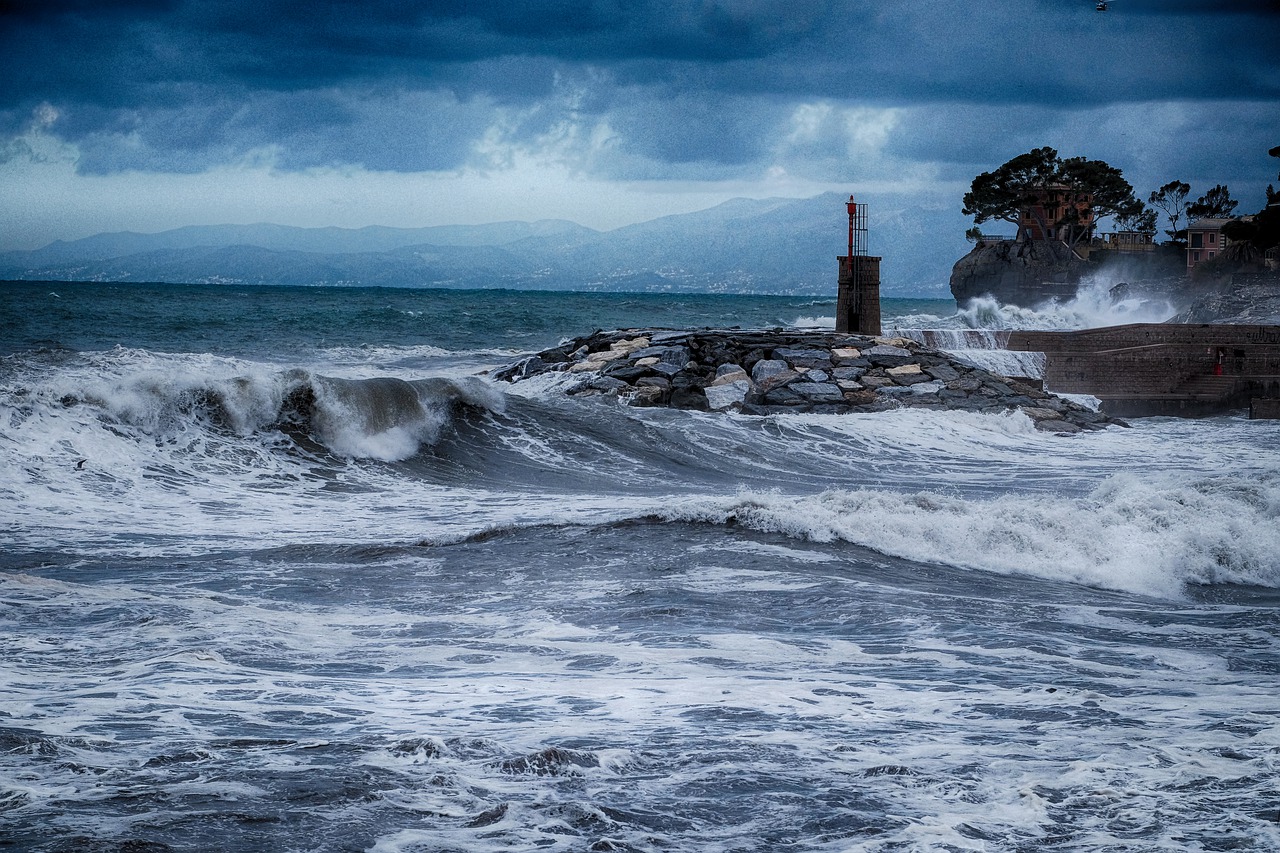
[842,106,900,155]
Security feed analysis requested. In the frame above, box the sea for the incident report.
[1,280,1278,852]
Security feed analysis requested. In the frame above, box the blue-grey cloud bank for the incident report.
[1,0,1277,249]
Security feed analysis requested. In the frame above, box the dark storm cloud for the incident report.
[1,0,1277,175]
[606,93,787,166]
[56,86,497,174]
[1057,0,1280,15]
[0,0,823,103]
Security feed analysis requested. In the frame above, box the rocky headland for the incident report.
[949,238,1207,316]
[493,329,1123,433]
[949,240,1087,306]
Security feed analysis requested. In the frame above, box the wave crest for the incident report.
[28,352,504,462]
[658,470,1280,598]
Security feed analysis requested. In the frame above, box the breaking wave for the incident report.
[3,348,504,463]
[952,275,1178,331]
[660,468,1280,598]
[4,345,1277,599]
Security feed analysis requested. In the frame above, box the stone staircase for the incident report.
[1170,374,1241,402]
[1092,373,1243,417]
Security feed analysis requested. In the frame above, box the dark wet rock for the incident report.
[602,363,653,383]
[864,764,916,777]
[388,737,445,758]
[493,328,1122,432]
[879,385,915,397]
[867,344,911,358]
[705,380,751,410]
[756,369,801,393]
[925,363,961,382]
[772,347,832,368]
[865,345,914,368]
[498,747,600,776]
[628,385,667,407]
[762,386,806,406]
[712,364,750,384]
[1021,406,1064,422]
[669,386,709,410]
[792,382,844,401]
[886,366,933,386]
[587,376,629,393]
[649,362,681,377]
[657,346,690,366]
[466,803,509,827]
[948,375,983,393]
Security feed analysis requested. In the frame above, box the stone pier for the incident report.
[493,328,1122,433]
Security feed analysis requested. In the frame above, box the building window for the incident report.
[1191,233,1203,248]
[1208,251,1216,259]
[1209,233,1217,245]
[1193,251,1201,262]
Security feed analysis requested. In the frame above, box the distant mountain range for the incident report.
[0,193,971,296]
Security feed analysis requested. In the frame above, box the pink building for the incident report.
[1185,218,1232,270]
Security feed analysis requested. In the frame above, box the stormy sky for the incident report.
[2,0,1278,249]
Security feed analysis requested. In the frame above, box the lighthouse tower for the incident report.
[835,194,881,335]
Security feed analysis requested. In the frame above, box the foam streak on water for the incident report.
[2,527,1278,852]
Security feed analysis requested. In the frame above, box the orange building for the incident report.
[1019,184,1094,243]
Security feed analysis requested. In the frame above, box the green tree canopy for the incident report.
[961,146,1060,230]
[1188,184,1238,220]
[1148,180,1191,240]
[1220,218,1258,243]
[1267,145,1279,204]
[1116,207,1157,233]
[962,147,1142,243]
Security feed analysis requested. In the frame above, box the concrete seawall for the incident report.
[1006,323,1280,417]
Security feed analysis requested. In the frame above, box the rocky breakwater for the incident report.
[493,329,1122,433]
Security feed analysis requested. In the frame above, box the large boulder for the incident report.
[950,239,1089,307]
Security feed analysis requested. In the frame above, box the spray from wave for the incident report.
[952,274,1178,331]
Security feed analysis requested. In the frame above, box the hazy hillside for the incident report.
[7,220,596,265]
[0,194,969,296]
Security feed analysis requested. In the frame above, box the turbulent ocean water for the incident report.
[2,280,1278,852]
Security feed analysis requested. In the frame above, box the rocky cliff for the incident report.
[1169,272,1280,324]
[949,240,1089,307]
